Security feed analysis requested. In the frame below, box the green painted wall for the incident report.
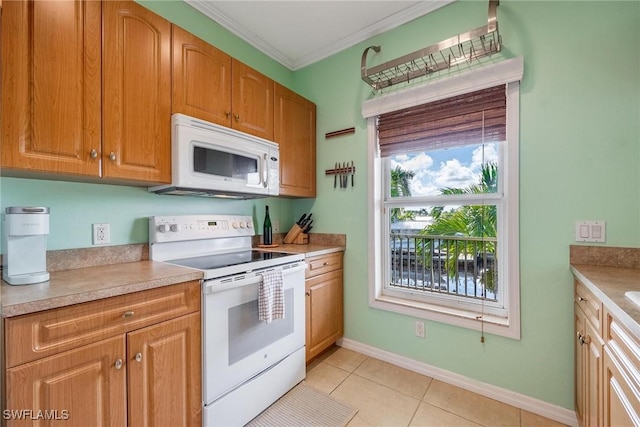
[292,0,640,411]
[1,0,638,412]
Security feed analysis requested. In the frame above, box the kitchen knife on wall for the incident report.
[351,160,354,187]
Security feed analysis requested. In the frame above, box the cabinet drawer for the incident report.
[5,281,200,368]
[605,310,640,390]
[575,279,602,334]
[306,252,343,278]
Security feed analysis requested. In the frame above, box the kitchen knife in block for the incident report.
[283,224,303,244]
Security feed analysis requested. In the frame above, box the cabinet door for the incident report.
[585,319,604,427]
[306,269,344,361]
[102,0,171,184]
[172,25,232,126]
[5,336,126,427]
[576,305,587,426]
[127,313,201,427]
[1,0,101,176]
[275,84,317,198]
[231,59,274,140]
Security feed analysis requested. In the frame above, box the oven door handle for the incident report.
[203,262,307,294]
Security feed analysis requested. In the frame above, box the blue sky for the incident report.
[390,142,498,197]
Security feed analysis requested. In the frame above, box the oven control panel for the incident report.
[149,215,254,243]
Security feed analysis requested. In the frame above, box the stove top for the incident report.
[166,250,295,271]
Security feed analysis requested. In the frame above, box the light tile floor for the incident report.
[304,346,569,427]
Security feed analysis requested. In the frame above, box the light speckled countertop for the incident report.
[1,239,345,318]
[1,261,203,318]
[570,245,640,339]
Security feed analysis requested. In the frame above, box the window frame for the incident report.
[364,58,523,339]
[382,149,506,317]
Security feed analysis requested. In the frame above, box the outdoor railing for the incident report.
[390,233,498,301]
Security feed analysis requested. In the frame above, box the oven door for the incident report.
[202,262,306,405]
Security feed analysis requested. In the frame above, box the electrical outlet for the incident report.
[273,220,280,233]
[93,223,110,245]
[415,320,425,338]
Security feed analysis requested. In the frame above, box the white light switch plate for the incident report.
[575,221,605,243]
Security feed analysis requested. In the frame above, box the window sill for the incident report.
[371,293,520,339]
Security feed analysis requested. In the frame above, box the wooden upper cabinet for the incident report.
[1,0,102,176]
[102,0,171,184]
[231,59,274,140]
[172,31,274,141]
[172,25,232,127]
[275,83,317,197]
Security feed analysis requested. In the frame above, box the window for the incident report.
[364,58,523,339]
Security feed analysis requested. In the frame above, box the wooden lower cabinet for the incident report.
[4,282,201,426]
[6,336,127,427]
[574,277,640,427]
[603,347,640,427]
[305,252,344,362]
[127,313,201,427]
[602,312,640,427]
[575,279,604,427]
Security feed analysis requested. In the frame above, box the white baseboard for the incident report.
[337,337,578,427]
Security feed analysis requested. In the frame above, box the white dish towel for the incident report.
[258,268,284,323]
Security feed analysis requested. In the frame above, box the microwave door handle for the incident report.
[263,154,268,188]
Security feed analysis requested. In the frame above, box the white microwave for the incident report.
[149,114,279,199]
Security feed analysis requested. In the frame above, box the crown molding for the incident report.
[184,0,455,71]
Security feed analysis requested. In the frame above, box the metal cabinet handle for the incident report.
[115,359,123,369]
[323,262,329,266]
[577,332,590,346]
[225,111,231,119]
[122,311,134,319]
[234,114,240,121]
[90,149,98,159]
[577,296,586,302]
[109,152,116,161]
[135,352,143,363]
[305,292,310,297]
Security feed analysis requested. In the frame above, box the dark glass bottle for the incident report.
[263,205,272,245]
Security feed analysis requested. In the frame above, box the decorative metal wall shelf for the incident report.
[361,0,501,91]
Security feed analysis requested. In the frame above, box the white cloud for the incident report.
[435,159,476,189]
[470,143,498,171]
[391,143,498,197]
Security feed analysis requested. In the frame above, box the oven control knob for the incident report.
[232,222,239,229]
[158,224,168,233]
[239,222,246,229]
[170,224,180,232]
[245,221,252,229]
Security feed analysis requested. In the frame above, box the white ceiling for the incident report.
[184,0,455,71]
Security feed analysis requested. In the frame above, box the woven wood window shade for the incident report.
[377,85,506,157]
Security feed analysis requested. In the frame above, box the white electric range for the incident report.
[149,214,306,427]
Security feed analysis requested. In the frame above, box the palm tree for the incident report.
[390,166,415,222]
[420,162,498,291]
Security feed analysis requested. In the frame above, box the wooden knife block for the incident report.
[283,224,308,244]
